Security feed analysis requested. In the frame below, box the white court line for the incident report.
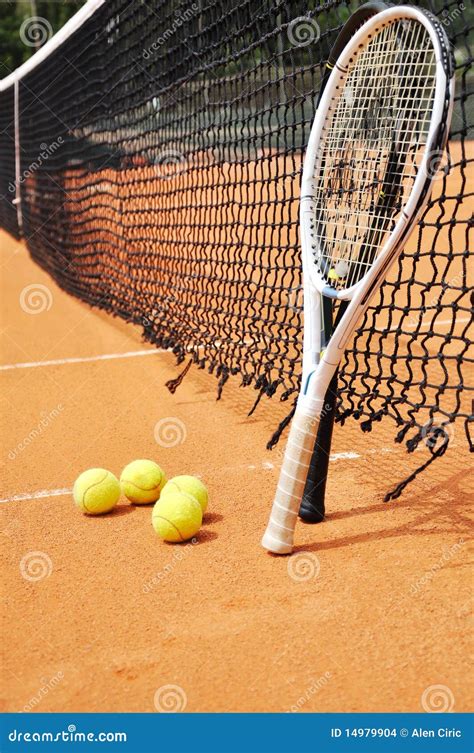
[391,316,471,332]
[0,340,239,372]
[0,349,165,371]
[0,450,377,504]
[0,488,71,504]
[0,456,360,503]
[0,442,445,505]
[3,320,469,370]
[331,451,361,460]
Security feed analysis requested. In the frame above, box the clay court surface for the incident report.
[1,226,472,714]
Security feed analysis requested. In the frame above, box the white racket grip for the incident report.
[262,409,320,554]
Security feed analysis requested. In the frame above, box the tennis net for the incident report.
[0,0,472,496]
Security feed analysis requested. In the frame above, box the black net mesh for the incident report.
[0,0,472,495]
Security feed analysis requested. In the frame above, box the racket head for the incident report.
[300,5,455,301]
[263,6,455,555]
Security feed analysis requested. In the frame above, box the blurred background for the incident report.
[0,0,87,73]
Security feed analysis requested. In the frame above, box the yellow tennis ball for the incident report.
[73,468,120,515]
[161,475,208,514]
[152,492,202,542]
[120,459,167,504]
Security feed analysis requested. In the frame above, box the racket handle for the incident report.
[299,369,339,523]
[262,410,320,554]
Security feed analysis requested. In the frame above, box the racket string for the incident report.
[310,18,438,291]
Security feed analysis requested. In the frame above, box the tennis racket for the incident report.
[262,5,454,554]
[299,1,390,524]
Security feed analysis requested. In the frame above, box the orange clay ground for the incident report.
[1,228,472,713]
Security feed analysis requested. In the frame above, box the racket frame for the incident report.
[262,5,454,554]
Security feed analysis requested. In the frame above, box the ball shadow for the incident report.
[202,512,223,525]
[110,504,136,517]
[196,529,218,544]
